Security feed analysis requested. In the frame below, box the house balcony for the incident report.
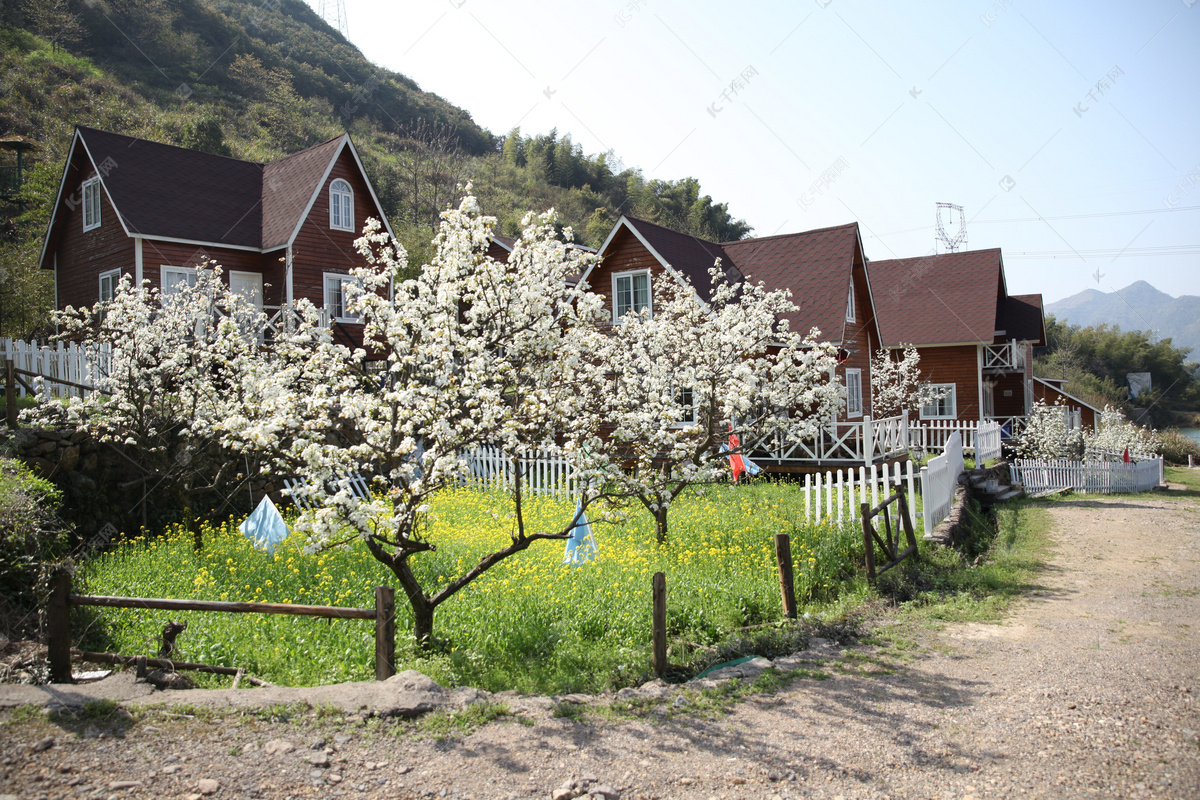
[747,414,910,470]
[983,340,1026,372]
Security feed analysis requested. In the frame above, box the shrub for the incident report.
[0,457,70,607]
[1158,429,1200,465]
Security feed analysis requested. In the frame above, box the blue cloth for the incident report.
[238,496,290,555]
[563,499,598,565]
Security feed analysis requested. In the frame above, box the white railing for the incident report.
[976,420,1003,464]
[801,459,917,526]
[461,445,578,498]
[920,431,965,536]
[2,338,111,398]
[983,340,1025,371]
[1010,456,1163,496]
[911,419,979,454]
[989,416,1027,440]
[750,414,909,466]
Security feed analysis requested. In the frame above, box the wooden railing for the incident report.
[983,340,1025,371]
[749,414,909,467]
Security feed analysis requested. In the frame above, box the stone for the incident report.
[328,774,343,784]
[308,751,331,768]
[333,733,352,745]
[185,795,202,800]
[108,781,142,790]
[590,786,619,800]
[380,670,448,718]
[59,444,80,472]
[264,739,295,755]
[35,440,57,455]
[197,778,219,795]
[146,669,195,690]
[552,789,578,800]
[69,428,88,444]
[31,736,55,752]
[162,765,182,775]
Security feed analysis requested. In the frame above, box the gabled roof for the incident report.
[998,293,1046,346]
[720,222,864,343]
[41,127,392,267]
[261,136,345,250]
[74,126,264,248]
[868,249,1005,346]
[1034,377,1103,414]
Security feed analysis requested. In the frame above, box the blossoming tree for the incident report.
[1014,399,1084,460]
[597,268,842,544]
[216,197,610,646]
[870,344,945,419]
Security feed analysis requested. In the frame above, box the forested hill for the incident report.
[0,0,749,335]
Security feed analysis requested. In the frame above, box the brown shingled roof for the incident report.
[720,222,862,343]
[999,293,1046,346]
[77,126,264,247]
[261,136,346,250]
[620,216,734,303]
[868,249,1004,346]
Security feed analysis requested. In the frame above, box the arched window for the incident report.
[330,179,354,231]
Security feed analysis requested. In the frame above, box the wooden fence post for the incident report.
[651,572,667,677]
[46,569,73,683]
[860,503,876,580]
[374,586,395,681]
[774,533,797,619]
[5,359,16,429]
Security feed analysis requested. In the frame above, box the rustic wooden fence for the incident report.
[45,571,396,684]
[860,488,919,581]
[1010,457,1163,497]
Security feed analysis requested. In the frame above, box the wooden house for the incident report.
[39,126,395,349]
[581,215,904,469]
[869,249,1094,434]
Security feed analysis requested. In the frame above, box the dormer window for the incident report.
[82,176,101,231]
[613,269,651,322]
[845,282,856,322]
[330,179,354,231]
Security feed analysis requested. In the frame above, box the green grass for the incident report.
[77,478,1056,696]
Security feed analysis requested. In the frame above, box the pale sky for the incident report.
[328,0,1199,305]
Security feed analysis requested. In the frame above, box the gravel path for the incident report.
[2,492,1198,800]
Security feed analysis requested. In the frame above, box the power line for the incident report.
[863,203,1200,239]
[1006,244,1200,259]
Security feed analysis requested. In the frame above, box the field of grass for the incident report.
[79,482,868,694]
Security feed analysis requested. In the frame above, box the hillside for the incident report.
[0,0,748,336]
[1047,281,1200,355]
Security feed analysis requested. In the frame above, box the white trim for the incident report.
[284,135,397,249]
[285,246,294,304]
[98,268,121,302]
[883,339,990,349]
[583,216,711,311]
[611,268,651,322]
[329,178,354,232]
[74,134,132,239]
[53,252,58,319]
[672,386,697,428]
[160,264,198,298]
[1033,377,1103,415]
[134,236,143,286]
[920,383,957,420]
[81,176,102,231]
[229,270,264,309]
[845,282,856,322]
[977,343,985,422]
[323,272,363,323]
[136,233,262,253]
[38,131,82,269]
[845,367,863,418]
[850,227,883,347]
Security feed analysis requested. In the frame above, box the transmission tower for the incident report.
[934,202,967,254]
[316,0,349,39]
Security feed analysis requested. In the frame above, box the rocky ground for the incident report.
[1,491,1198,800]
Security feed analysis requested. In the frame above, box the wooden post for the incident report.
[374,586,395,681]
[651,572,667,677]
[774,533,797,619]
[860,503,876,581]
[1190,454,1195,469]
[46,569,73,683]
[5,359,16,429]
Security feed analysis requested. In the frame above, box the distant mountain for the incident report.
[1047,281,1200,355]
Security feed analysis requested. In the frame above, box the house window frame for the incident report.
[612,268,651,322]
[845,282,856,322]
[920,383,958,420]
[98,268,122,302]
[845,367,863,418]
[160,265,198,300]
[82,176,102,232]
[329,179,354,232]
[324,272,363,323]
[673,386,696,428]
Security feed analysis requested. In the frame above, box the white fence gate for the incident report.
[920,431,965,537]
[2,338,111,397]
[461,445,578,498]
[975,420,1003,465]
[1011,457,1163,496]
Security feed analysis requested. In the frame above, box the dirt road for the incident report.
[2,493,1198,799]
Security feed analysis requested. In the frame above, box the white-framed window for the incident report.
[82,176,102,232]
[160,265,198,299]
[324,272,363,323]
[613,269,651,321]
[330,179,354,232]
[98,268,122,302]
[675,386,696,427]
[982,381,995,418]
[845,368,863,418]
[920,383,957,420]
[845,282,856,322]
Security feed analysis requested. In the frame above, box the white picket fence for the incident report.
[911,420,980,455]
[2,338,111,398]
[801,459,917,526]
[461,445,578,498]
[919,431,965,537]
[1011,456,1164,496]
[975,420,1003,465]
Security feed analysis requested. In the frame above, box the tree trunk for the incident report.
[365,536,438,650]
[412,601,434,648]
[654,506,669,546]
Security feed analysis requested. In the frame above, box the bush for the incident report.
[1158,429,1200,465]
[0,457,70,607]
